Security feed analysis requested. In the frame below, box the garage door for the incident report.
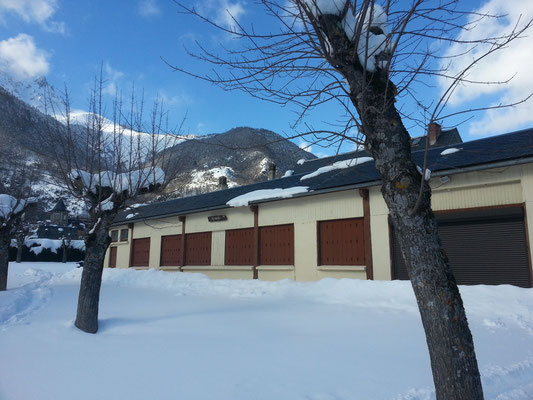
[391,206,531,287]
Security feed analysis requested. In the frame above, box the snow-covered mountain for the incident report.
[0,75,316,214]
[0,72,62,112]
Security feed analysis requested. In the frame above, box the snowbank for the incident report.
[1,264,533,400]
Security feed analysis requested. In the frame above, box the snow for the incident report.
[282,170,294,178]
[342,4,389,72]
[188,167,237,190]
[100,195,114,211]
[300,157,373,180]
[22,238,85,255]
[416,166,432,181]
[12,239,85,255]
[297,159,306,165]
[227,186,309,207]
[440,148,462,156]
[1,262,533,400]
[0,194,27,219]
[125,213,138,219]
[303,0,345,16]
[71,167,165,195]
[88,218,100,235]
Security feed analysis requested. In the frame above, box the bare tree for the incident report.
[170,1,532,398]
[0,139,39,290]
[44,73,182,333]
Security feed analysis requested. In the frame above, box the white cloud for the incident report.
[138,0,160,17]
[438,0,533,136]
[298,139,313,153]
[102,63,125,96]
[215,0,246,30]
[0,0,64,33]
[0,34,49,79]
[158,90,193,108]
[199,0,246,31]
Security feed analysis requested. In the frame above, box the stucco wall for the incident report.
[104,224,132,269]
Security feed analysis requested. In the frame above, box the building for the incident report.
[105,127,533,287]
[37,199,86,240]
[50,199,69,226]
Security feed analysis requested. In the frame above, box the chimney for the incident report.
[268,163,277,180]
[428,122,442,146]
[218,176,228,190]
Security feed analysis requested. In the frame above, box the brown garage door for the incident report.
[131,238,150,267]
[391,206,531,287]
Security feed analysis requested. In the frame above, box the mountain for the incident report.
[162,127,316,196]
[0,76,316,213]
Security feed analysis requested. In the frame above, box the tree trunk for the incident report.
[0,228,10,291]
[74,216,111,333]
[16,235,24,263]
[62,242,68,263]
[363,105,484,399]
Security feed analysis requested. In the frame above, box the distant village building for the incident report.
[50,199,68,226]
[37,199,85,240]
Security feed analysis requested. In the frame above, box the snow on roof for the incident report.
[227,186,309,207]
[300,157,373,181]
[440,148,462,156]
[297,159,306,165]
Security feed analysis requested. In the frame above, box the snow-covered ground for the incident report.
[1,263,533,400]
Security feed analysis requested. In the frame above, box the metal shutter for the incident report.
[391,206,531,287]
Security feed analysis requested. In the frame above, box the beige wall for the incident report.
[106,163,533,284]
[104,224,132,269]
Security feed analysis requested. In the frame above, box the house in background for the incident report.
[50,199,68,226]
[105,126,533,288]
[37,199,86,240]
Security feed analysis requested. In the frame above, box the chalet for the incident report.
[105,127,533,287]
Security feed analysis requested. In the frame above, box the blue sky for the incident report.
[0,0,532,156]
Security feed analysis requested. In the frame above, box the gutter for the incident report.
[112,156,533,226]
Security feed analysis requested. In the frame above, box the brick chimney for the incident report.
[218,176,228,190]
[428,122,442,146]
[268,163,277,180]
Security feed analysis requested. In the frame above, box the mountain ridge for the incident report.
[0,76,316,214]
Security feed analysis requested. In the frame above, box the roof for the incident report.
[113,128,533,225]
[51,199,67,213]
[292,127,462,175]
